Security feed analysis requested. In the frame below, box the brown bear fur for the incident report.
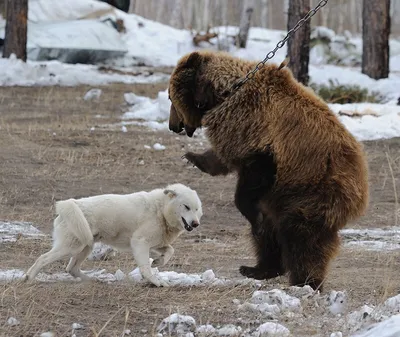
[168,50,369,291]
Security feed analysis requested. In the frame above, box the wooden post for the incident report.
[362,0,390,79]
[3,0,28,61]
[287,0,311,85]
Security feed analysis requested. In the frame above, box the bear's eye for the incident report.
[195,101,206,109]
[184,205,190,211]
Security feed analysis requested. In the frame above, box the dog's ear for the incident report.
[163,189,177,198]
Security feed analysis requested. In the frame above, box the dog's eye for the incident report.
[184,205,190,211]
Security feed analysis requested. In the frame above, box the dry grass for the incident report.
[0,85,399,336]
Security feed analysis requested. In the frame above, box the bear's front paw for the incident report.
[182,152,205,171]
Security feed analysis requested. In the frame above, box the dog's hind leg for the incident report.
[25,245,70,281]
[66,245,92,281]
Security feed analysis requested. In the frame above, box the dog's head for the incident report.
[163,183,203,232]
[168,51,224,137]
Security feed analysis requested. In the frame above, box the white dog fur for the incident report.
[24,183,203,287]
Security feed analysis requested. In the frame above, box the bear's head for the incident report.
[168,51,227,137]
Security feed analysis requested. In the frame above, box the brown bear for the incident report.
[168,50,369,291]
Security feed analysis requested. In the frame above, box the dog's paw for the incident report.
[159,279,170,287]
[148,275,169,287]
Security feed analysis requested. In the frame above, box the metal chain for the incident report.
[231,0,329,92]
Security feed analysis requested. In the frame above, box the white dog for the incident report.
[24,183,203,287]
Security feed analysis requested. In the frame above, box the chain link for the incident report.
[231,0,329,92]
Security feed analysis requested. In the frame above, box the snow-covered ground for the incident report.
[1,0,399,140]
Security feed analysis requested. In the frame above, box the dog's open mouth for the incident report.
[181,217,193,231]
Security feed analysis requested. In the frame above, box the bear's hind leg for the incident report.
[240,219,285,280]
[279,216,340,292]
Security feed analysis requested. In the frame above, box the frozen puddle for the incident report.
[340,228,400,251]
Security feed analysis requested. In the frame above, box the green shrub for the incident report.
[309,80,386,104]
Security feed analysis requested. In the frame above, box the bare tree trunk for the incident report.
[237,0,254,48]
[362,0,390,79]
[3,0,28,61]
[261,0,268,28]
[287,0,311,85]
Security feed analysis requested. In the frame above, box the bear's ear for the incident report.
[163,189,177,198]
[184,52,203,69]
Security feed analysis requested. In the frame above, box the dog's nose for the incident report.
[191,221,200,228]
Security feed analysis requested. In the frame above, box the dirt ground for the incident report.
[0,84,399,337]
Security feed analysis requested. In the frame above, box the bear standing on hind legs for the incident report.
[168,51,369,291]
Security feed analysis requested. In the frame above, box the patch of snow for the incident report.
[87,242,116,260]
[327,291,348,315]
[153,143,166,151]
[0,221,45,243]
[114,269,125,281]
[157,313,196,335]
[330,333,343,337]
[340,228,400,252]
[252,322,290,337]
[0,55,168,87]
[84,88,102,101]
[121,90,169,124]
[351,315,400,337]
[40,333,55,337]
[121,125,128,133]
[7,317,20,326]
[196,324,216,335]
[72,323,83,330]
[216,324,242,336]
[238,289,302,316]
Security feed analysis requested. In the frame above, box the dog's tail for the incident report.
[55,199,94,247]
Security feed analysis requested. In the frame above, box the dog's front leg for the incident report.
[151,245,174,267]
[131,237,169,287]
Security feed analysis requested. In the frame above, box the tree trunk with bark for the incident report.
[287,0,311,85]
[362,0,390,79]
[3,0,28,61]
[237,0,254,48]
